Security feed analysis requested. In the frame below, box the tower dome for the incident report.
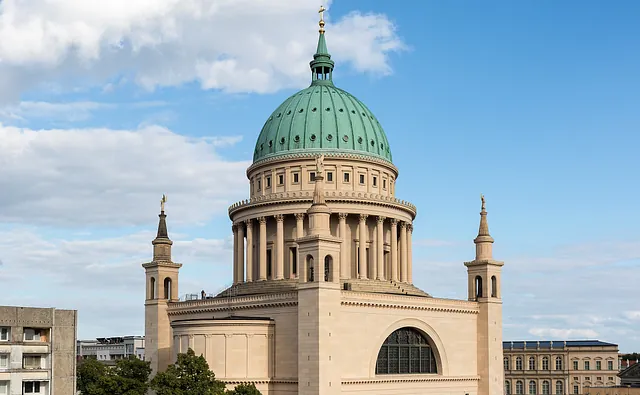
[252,24,392,164]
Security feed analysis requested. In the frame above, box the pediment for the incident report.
[620,363,640,378]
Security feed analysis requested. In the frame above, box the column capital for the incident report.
[377,216,386,224]
[407,223,413,232]
[338,212,348,220]
[232,223,237,231]
[390,218,398,226]
[359,213,368,222]
[295,213,305,221]
[399,221,407,229]
[258,216,267,225]
[244,218,253,226]
[274,214,284,222]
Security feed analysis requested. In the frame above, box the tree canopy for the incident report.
[150,348,226,395]
[226,383,262,395]
[77,355,151,395]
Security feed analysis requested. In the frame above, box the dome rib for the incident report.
[335,87,356,152]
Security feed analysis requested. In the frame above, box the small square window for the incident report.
[373,176,377,187]
[293,172,299,183]
[266,176,271,188]
[309,172,316,182]
[278,174,284,185]
[343,172,350,183]
[608,377,614,381]
[0,328,8,341]
[359,174,365,184]
[326,172,333,182]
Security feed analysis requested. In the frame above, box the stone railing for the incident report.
[228,190,417,216]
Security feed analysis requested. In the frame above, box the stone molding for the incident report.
[228,190,417,217]
[342,376,480,385]
[341,293,479,315]
[167,292,298,316]
[274,214,284,222]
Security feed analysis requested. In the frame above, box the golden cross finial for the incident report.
[161,194,167,212]
[318,5,326,33]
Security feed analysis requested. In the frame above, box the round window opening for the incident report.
[269,140,273,147]
[343,135,349,142]
[280,137,286,144]
[294,135,300,142]
[310,134,317,141]
[327,134,333,141]
[357,137,363,144]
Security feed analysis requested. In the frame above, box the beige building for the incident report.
[143,11,505,395]
[0,306,77,395]
[503,340,620,395]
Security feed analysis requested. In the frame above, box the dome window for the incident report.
[294,135,300,142]
[327,134,333,141]
[277,113,281,118]
[343,135,349,142]
[312,107,317,112]
[287,110,292,115]
[351,110,356,114]
[280,137,286,144]
[339,108,344,112]
[310,134,317,141]
[380,143,384,150]
[370,140,375,147]
[268,140,273,147]
[299,108,304,113]
[362,112,366,117]
[325,107,331,111]
[260,144,264,151]
[357,137,363,144]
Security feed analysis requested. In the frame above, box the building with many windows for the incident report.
[503,340,620,395]
[77,336,145,365]
[142,9,506,395]
[0,306,77,395]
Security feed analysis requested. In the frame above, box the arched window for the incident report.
[307,255,314,282]
[506,381,512,395]
[542,356,550,370]
[491,275,497,297]
[375,327,437,375]
[475,275,483,298]
[556,381,564,395]
[556,357,563,371]
[504,356,510,371]
[529,381,537,395]
[149,277,156,299]
[529,356,536,370]
[543,380,550,394]
[324,255,332,282]
[163,277,172,300]
[516,356,523,370]
[516,381,524,395]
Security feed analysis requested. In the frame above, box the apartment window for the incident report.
[343,172,350,183]
[266,176,271,188]
[326,172,333,182]
[542,357,549,370]
[0,328,8,341]
[23,328,43,342]
[504,357,510,371]
[516,357,523,370]
[359,174,365,184]
[23,355,42,369]
[0,381,7,395]
[556,357,563,371]
[0,354,8,368]
[516,381,524,395]
[556,381,564,395]
[584,361,590,370]
[373,176,377,187]
[596,361,601,370]
[573,361,579,370]
[529,357,536,370]
[278,174,284,185]
[293,172,300,183]
[383,179,387,189]
[607,361,613,370]
[573,386,579,395]
[23,381,40,394]
[529,380,537,395]
[309,172,316,182]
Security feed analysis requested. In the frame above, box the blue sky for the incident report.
[0,1,638,352]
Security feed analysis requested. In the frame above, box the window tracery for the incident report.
[375,327,437,375]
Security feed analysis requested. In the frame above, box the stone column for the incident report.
[274,214,284,280]
[258,216,267,281]
[400,221,408,283]
[371,228,377,280]
[407,223,413,284]
[294,213,305,279]
[232,224,238,284]
[358,214,368,279]
[245,219,253,282]
[338,213,348,279]
[237,223,245,283]
[390,218,398,281]
[377,216,385,280]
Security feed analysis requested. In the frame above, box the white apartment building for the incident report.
[77,336,145,365]
[0,306,77,395]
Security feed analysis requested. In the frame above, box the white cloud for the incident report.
[0,123,249,227]
[0,0,406,101]
[528,328,599,339]
[624,311,640,321]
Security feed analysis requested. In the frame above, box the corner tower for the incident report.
[465,195,504,395]
[143,195,181,376]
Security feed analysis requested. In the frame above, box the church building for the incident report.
[143,10,505,395]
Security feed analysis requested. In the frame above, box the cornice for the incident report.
[229,190,417,218]
[222,379,298,385]
[342,375,480,385]
[341,293,479,315]
[168,293,298,316]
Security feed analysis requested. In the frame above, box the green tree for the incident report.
[76,356,151,395]
[77,358,109,395]
[150,348,226,395]
[226,383,262,395]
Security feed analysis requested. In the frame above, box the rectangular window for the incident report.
[23,328,43,342]
[257,180,262,191]
[309,172,316,182]
[290,247,297,275]
[607,361,613,370]
[573,361,579,370]
[585,377,590,382]
[0,328,8,341]
[596,361,601,370]
[0,354,8,368]
[293,172,299,183]
[278,174,284,185]
[266,176,271,188]
[24,381,40,394]
[343,172,350,183]
[0,381,7,395]
[23,355,42,369]
[584,361,590,370]
[359,174,365,184]
[608,377,614,381]
[373,176,377,187]
[383,179,387,189]
[326,172,333,182]
[573,386,579,395]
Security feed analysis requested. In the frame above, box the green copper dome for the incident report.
[252,30,392,164]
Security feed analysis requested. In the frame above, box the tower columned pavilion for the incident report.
[144,8,505,395]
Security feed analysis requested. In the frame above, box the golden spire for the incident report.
[318,5,326,33]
